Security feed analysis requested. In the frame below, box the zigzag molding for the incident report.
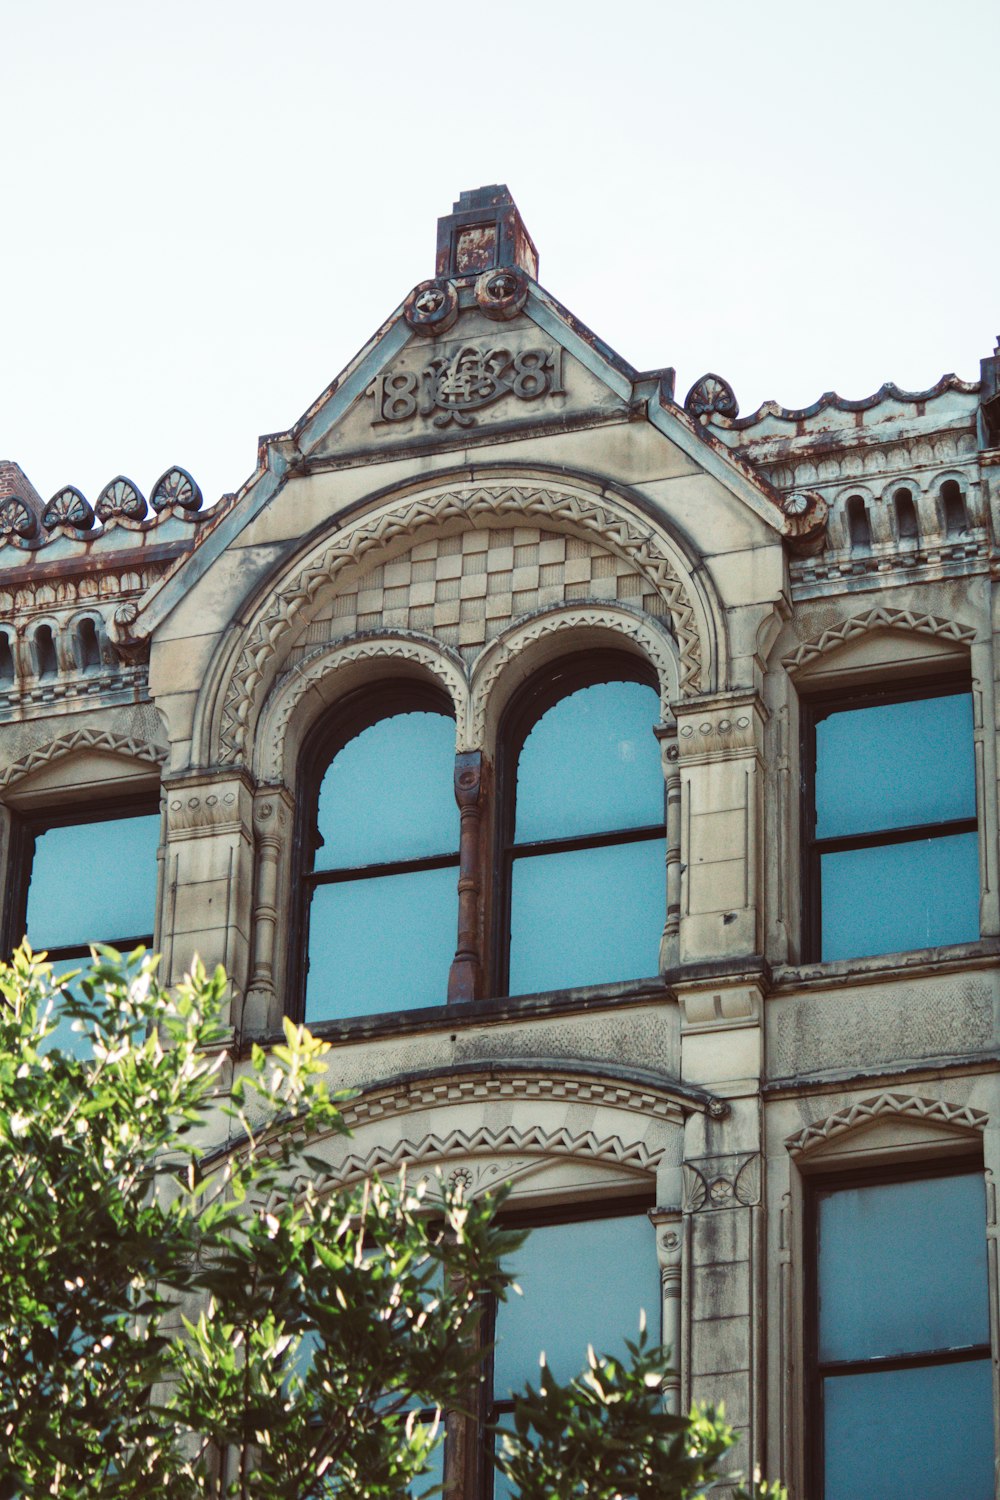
[0,728,167,790]
[216,484,707,763]
[782,608,976,672]
[785,1091,988,1157]
[314,1121,665,1189]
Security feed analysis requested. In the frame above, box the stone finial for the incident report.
[435,185,539,282]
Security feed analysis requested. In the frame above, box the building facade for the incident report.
[2,186,999,1498]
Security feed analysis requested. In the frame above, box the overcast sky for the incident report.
[2,0,998,511]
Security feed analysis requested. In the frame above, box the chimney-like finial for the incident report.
[435,185,538,281]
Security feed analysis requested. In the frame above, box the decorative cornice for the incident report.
[721,374,980,432]
[782,607,976,673]
[0,728,166,790]
[215,484,707,764]
[785,1092,988,1157]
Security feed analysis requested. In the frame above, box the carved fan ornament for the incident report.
[95,476,146,523]
[684,373,739,422]
[42,486,95,532]
[150,466,202,513]
[0,497,39,542]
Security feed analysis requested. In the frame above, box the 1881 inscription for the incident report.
[368,344,564,429]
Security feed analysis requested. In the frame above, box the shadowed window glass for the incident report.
[814,1170,992,1500]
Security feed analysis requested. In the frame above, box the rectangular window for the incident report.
[4,801,160,1047]
[804,685,979,960]
[808,1166,993,1500]
[487,1202,659,1500]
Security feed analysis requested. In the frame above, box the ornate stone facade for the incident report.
[3,185,999,1496]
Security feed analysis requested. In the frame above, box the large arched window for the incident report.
[296,686,459,1024]
[498,654,666,996]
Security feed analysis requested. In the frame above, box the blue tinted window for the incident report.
[25,813,160,951]
[515,681,661,843]
[315,711,456,869]
[818,1174,988,1362]
[509,839,665,995]
[493,1214,658,1395]
[824,1358,993,1500]
[815,693,974,840]
[820,832,979,960]
[306,865,456,1021]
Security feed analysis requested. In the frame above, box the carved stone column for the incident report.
[650,1206,684,1412]
[655,714,681,974]
[674,693,767,967]
[448,750,486,1003]
[243,787,294,1036]
[161,772,255,1020]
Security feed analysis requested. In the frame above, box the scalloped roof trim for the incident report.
[723,373,980,431]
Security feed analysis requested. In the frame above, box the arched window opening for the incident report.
[845,496,871,550]
[297,686,459,1024]
[894,488,919,543]
[75,617,101,672]
[33,624,57,679]
[499,654,665,996]
[0,632,14,685]
[941,480,967,537]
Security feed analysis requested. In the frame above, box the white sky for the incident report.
[2,0,998,511]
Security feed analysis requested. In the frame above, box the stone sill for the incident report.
[772,937,1000,993]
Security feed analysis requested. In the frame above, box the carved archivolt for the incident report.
[255,632,470,780]
[213,483,711,764]
[0,728,167,791]
[303,1069,692,1190]
[469,604,679,745]
[782,607,977,673]
[785,1092,988,1157]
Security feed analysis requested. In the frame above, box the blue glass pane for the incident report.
[306,864,456,1021]
[315,712,456,870]
[25,814,159,951]
[410,1431,444,1500]
[514,681,662,843]
[818,1174,988,1363]
[815,693,974,840]
[824,1358,993,1500]
[493,1215,658,1395]
[508,837,665,995]
[820,831,979,960]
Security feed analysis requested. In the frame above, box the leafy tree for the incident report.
[0,946,782,1500]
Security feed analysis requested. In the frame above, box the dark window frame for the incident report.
[492,650,665,997]
[290,679,459,1024]
[478,1192,656,1500]
[804,1155,990,1500]
[800,676,977,962]
[2,792,161,964]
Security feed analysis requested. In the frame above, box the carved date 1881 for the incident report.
[368,345,564,429]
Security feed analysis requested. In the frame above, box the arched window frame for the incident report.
[290,679,459,1025]
[492,649,665,998]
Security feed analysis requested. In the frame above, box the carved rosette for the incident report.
[403,279,460,336]
[475,266,529,320]
[683,1154,761,1212]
